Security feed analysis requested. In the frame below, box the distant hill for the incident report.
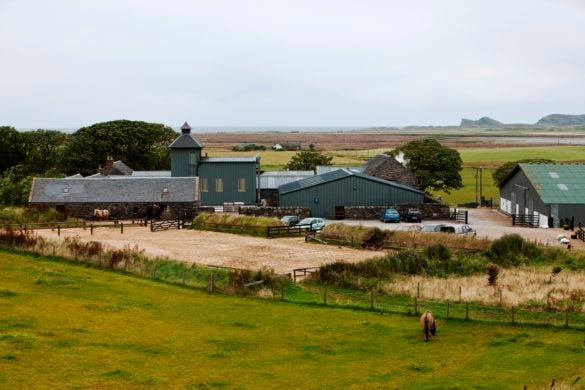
[536,114,585,126]
[460,117,504,128]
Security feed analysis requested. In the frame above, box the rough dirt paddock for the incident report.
[36,227,376,273]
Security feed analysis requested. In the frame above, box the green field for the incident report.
[1,251,583,389]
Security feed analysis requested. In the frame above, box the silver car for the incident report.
[297,217,326,231]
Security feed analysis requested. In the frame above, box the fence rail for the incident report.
[512,214,540,227]
[450,209,468,224]
[150,219,187,232]
[192,221,313,238]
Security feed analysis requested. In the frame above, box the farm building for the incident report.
[499,163,585,227]
[272,141,301,151]
[362,154,419,189]
[258,170,315,205]
[29,122,260,216]
[279,168,425,218]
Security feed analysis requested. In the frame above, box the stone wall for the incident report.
[344,203,450,220]
[32,202,205,220]
[238,206,310,219]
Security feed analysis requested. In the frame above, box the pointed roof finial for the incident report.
[181,121,192,134]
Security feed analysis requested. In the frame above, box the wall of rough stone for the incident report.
[344,203,450,220]
[238,206,311,219]
[32,202,206,220]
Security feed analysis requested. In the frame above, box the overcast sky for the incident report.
[1,0,584,129]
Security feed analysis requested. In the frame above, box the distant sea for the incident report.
[18,126,366,133]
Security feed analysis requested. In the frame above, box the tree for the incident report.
[492,159,553,186]
[62,120,177,175]
[393,139,463,193]
[20,130,69,175]
[285,150,333,171]
[0,126,25,175]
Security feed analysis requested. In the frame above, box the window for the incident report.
[201,178,208,192]
[237,178,246,192]
[189,152,197,165]
[215,178,224,192]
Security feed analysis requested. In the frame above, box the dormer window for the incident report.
[63,188,69,193]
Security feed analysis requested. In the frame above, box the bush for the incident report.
[320,223,385,248]
[486,234,543,266]
[193,213,282,228]
[0,206,76,224]
[228,268,276,295]
[487,264,499,285]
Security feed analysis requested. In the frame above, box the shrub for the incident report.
[487,264,499,286]
[320,223,385,248]
[228,267,276,295]
[486,234,543,267]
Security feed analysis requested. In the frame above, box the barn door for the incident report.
[335,206,345,220]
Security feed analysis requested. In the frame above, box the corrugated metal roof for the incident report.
[132,171,172,177]
[259,170,314,189]
[29,177,199,203]
[279,168,424,195]
[169,134,203,149]
[201,156,259,163]
[520,163,585,204]
[315,165,364,175]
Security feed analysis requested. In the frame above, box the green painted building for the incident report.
[170,122,259,205]
[499,163,585,227]
[278,168,425,217]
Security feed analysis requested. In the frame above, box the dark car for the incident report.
[280,215,301,226]
[404,208,422,222]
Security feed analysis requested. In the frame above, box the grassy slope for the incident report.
[1,251,583,389]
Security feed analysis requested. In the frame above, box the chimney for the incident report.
[181,121,192,135]
[103,156,114,175]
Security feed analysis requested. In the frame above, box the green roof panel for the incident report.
[519,163,585,204]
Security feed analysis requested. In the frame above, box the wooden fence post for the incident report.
[90,224,94,235]
[465,302,469,320]
[459,286,462,303]
[57,224,60,237]
[280,276,285,301]
[83,220,86,230]
[120,222,124,235]
[417,282,420,298]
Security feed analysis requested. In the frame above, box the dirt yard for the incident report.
[36,227,376,274]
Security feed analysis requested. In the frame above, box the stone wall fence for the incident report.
[238,206,311,219]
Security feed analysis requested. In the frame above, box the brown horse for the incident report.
[420,311,436,341]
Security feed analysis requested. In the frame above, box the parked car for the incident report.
[395,225,422,232]
[280,215,300,226]
[420,224,445,233]
[297,217,326,231]
[439,224,476,236]
[404,208,422,222]
[380,208,401,223]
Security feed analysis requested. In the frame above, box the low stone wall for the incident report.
[238,206,310,219]
[344,203,450,220]
[31,202,204,220]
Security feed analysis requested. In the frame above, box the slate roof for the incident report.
[507,164,585,204]
[362,154,419,189]
[201,156,259,163]
[29,177,199,203]
[112,160,133,176]
[169,134,203,149]
[315,165,364,175]
[278,168,424,195]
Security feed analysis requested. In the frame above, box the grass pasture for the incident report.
[1,251,584,389]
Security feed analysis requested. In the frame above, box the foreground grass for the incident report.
[1,251,583,389]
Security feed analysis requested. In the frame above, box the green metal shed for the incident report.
[499,163,585,227]
[278,168,425,217]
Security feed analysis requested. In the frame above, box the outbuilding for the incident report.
[498,163,585,227]
[278,168,425,218]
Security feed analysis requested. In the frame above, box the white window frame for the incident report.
[201,178,208,193]
[237,178,246,192]
[215,178,224,193]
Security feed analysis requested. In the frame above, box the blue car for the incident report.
[380,208,401,223]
